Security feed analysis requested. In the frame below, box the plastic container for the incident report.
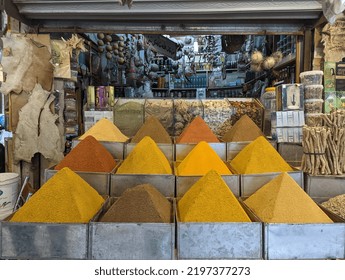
[305,113,323,127]
[300,71,323,85]
[304,85,324,100]
[0,173,20,220]
[304,99,324,114]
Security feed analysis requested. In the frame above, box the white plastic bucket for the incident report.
[0,173,20,220]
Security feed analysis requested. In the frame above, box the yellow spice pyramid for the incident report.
[177,141,231,176]
[244,172,333,223]
[116,136,172,174]
[79,117,129,142]
[230,136,293,174]
[178,170,251,222]
[10,167,104,223]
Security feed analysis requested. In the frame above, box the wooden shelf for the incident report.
[273,53,296,70]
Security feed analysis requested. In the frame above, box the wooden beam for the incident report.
[303,28,313,71]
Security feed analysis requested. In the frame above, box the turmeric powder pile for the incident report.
[177,141,231,176]
[244,172,333,223]
[131,116,172,143]
[79,117,129,142]
[116,136,172,174]
[100,184,171,223]
[55,135,116,172]
[176,116,220,143]
[10,167,104,223]
[178,170,251,222]
[230,136,292,174]
[222,114,264,142]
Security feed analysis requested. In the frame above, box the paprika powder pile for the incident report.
[176,116,220,143]
[55,135,116,172]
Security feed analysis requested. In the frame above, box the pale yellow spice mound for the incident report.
[79,118,128,142]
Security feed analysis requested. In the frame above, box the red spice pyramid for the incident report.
[55,135,116,172]
[176,116,220,143]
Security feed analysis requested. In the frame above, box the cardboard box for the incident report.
[276,84,304,111]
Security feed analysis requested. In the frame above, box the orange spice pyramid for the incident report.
[177,141,231,176]
[176,116,220,143]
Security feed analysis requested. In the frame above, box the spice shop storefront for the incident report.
[1,0,345,261]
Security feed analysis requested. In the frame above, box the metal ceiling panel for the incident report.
[3,0,323,33]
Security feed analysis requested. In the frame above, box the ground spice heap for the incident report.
[230,136,293,174]
[10,167,104,223]
[177,141,231,176]
[100,184,171,223]
[178,170,251,222]
[176,116,220,143]
[244,172,333,223]
[222,114,264,142]
[131,116,172,143]
[55,135,116,172]
[79,118,128,142]
[321,194,345,219]
[116,136,172,174]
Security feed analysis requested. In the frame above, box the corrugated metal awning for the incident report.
[3,0,324,34]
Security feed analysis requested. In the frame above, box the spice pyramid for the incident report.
[178,170,251,222]
[230,136,293,174]
[222,114,264,142]
[116,136,172,174]
[131,116,171,143]
[55,135,116,172]
[176,116,220,143]
[10,167,104,223]
[79,117,128,142]
[100,184,171,223]
[177,141,231,175]
[244,172,333,223]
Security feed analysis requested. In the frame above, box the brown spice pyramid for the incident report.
[244,173,333,223]
[230,136,293,174]
[100,184,172,223]
[55,135,116,172]
[222,114,264,142]
[178,170,251,222]
[131,116,171,143]
[176,116,220,143]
